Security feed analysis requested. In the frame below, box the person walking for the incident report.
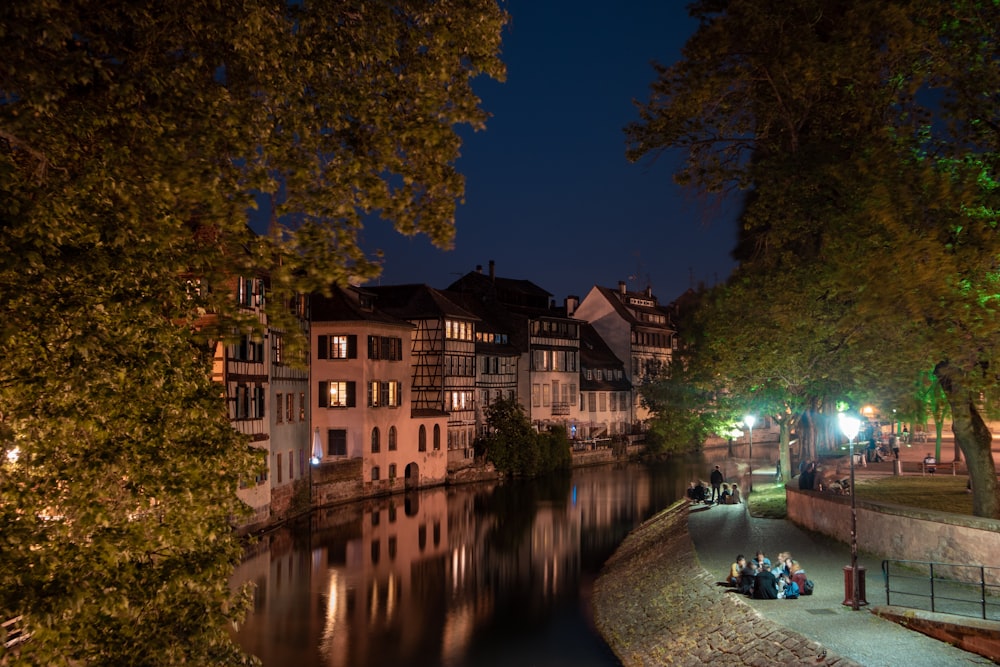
[710,465,725,503]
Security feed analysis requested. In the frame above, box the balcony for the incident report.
[551,402,571,416]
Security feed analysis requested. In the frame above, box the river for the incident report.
[231,456,708,667]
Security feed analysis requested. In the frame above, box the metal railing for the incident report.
[882,559,1000,621]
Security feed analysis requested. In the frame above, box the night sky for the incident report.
[356,2,740,304]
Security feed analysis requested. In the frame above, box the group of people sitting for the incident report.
[686,480,742,505]
[726,551,814,600]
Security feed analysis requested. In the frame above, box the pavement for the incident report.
[686,445,996,667]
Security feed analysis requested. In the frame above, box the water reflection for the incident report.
[232,458,704,667]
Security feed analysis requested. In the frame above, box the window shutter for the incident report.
[368,335,378,359]
[346,381,356,407]
[318,381,329,408]
[367,381,374,407]
[317,335,328,359]
[347,335,357,359]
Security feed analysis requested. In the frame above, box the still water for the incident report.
[231,457,706,667]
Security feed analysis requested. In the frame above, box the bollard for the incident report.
[893,460,902,476]
[842,565,869,607]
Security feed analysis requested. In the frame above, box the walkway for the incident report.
[592,444,998,666]
[688,501,992,666]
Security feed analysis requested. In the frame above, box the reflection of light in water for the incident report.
[319,570,342,660]
[386,573,396,620]
[450,545,467,593]
[440,598,481,667]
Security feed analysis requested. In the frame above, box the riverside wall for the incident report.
[786,488,1000,585]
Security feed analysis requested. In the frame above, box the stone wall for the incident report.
[312,457,364,507]
[786,488,1000,585]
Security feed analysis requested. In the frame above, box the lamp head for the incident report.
[838,412,861,441]
[744,415,756,429]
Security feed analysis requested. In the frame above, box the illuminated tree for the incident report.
[628,0,1000,517]
[0,1,506,663]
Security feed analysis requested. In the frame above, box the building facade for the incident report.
[311,285,448,492]
[572,281,677,424]
[368,285,480,465]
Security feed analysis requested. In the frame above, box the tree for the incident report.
[482,396,539,476]
[628,0,1000,517]
[0,1,506,663]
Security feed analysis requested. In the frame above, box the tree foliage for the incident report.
[0,1,506,663]
[629,0,1000,517]
[482,397,570,476]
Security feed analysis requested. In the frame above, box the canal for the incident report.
[231,456,708,667]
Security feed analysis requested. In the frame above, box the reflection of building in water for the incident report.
[232,470,656,666]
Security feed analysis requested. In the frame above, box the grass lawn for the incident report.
[747,475,975,519]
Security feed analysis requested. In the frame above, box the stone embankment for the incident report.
[592,501,859,666]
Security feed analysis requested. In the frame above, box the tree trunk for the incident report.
[778,418,793,484]
[798,407,817,462]
[935,362,1000,519]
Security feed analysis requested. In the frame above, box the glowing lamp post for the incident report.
[744,415,756,492]
[839,412,863,610]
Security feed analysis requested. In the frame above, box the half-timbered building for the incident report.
[367,285,480,465]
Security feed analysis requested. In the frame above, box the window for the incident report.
[387,381,400,407]
[233,335,264,362]
[276,393,283,423]
[288,449,294,480]
[532,384,540,407]
[372,466,380,481]
[388,463,397,479]
[273,334,283,364]
[299,392,305,421]
[234,384,265,419]
[368,380,401,407]
[236,276,262,307]
[541,384,550,407]
[388,426,397,451]
[317,334,357,359]
[367,335,402,360]
[610,392,618,412]
[371,427,380,453]
[449,391,470,411]
[328,429,347,456]
[588,392,597,412]
[419,425,427,452]
[277,452,283,483]
[433,424,441,450]
[286,393,294,422]
[318,381,356,408]
[599,393,607,412]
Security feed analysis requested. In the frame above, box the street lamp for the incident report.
[744,415,756,492]
[838,412,862,611]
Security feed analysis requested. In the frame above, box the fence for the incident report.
[881,559,1000,621]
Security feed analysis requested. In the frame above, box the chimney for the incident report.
[645,286,653,298]
[618,280,627,295]
[489,259,495,281]
[565,295,579,316]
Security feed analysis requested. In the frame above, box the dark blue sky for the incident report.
[360,1,740,304]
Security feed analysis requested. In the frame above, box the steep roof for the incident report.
[366,284,479,321]
[447,269,552,311]
[579,322,631,391]
[591,285,675,331]
[310,285,412,327]
[440,289,524,355]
